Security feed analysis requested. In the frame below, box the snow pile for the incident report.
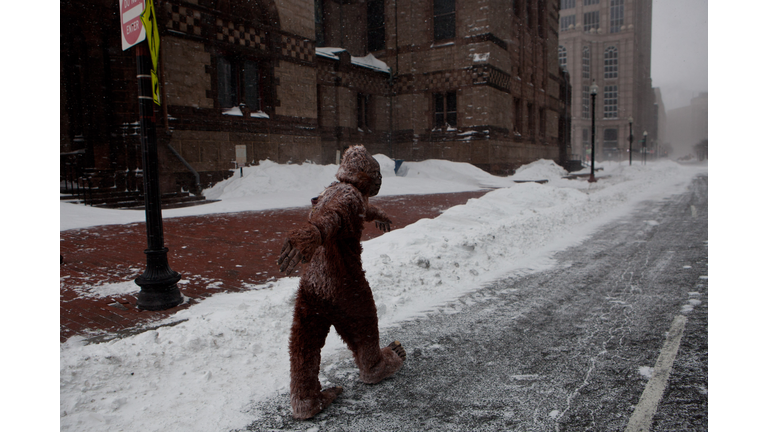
[60,155,518,231]
[203,159,338,201]
[509,159,569,181]
[60,158,707,432]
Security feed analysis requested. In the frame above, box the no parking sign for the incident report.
[120,0,146,50]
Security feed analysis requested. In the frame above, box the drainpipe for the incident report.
[388,0,398,159]
[166,143,201,195]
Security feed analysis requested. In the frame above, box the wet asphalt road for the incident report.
[240,175,708,432]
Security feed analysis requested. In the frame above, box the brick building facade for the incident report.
[61,0,570,195]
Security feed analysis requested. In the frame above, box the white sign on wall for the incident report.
[235,145,247,166]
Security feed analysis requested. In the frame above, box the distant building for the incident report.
[557,0,658,162]
[666,92,708,158]
[60,0,571,196]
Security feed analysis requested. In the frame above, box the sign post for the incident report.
[122,0,183,310]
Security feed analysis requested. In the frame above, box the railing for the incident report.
[60,152,93,205]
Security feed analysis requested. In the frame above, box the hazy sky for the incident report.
[651,0,708,110]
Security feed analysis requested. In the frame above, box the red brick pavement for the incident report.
[60,191,489,343]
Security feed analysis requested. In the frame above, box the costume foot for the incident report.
[291,386,343,420]
[388,340,406,361]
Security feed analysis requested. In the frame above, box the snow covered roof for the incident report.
[315,47,391,74]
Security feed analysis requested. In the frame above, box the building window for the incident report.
[434,0,456,41]
[513,97,522,133]
[561,0,575,9]
[604,46,618,79]
[315,0,325,47]
[603,128,619,159]
[558,46,567,69]
[357,93,371,130]
[526,0,533,28]
[527,103,535,135]
[539,108,546,137]
[582,85,591,118]
[217,56,261,111]
[582,46,590,79]
[610,0,624,33]
[537,0,546,37]
[583,128,590,150]
[560,15,575,31]
[583,11,599,32]
[604,85,618,118]
[584,0,600,5]
[434,91,457,128]
[367,0,385,52]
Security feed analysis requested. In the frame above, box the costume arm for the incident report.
[278,190,355,275]
[365,204,392,232]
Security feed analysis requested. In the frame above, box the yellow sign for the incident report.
[151,70,161,105]
[141,0,161,105]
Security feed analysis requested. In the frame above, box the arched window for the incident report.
[604,46,618,79]
[582,46,590,79]
[558,46,567,69]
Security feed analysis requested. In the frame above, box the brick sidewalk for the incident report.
[60,191,489,343]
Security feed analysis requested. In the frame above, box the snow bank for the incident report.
[60,155,518,231]
[60,158,707,432]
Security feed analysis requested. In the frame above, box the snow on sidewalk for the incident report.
[60,157,707,432]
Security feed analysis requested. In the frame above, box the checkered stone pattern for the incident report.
[420,70,474,92]
[165,4,203,37]
[348,72,389,95]
[316,62,337,85]
[472,65,512,91]
[394,75,417,94]
[216,19,267,51]
[281,36,314,62]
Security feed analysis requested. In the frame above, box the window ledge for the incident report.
[222,107,270,118]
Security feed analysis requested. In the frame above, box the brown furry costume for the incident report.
[277,146,406,420]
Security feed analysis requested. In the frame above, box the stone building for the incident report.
[60,0,570,196]
[557,0,658,162]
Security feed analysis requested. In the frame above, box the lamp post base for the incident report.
[135,247,183,311]
[588,175,597,183]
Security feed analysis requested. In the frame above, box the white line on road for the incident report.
[624,315,688,432]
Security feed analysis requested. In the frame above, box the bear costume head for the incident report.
[335,145,382,197]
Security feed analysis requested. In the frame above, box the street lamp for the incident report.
[642,131,648,165]
[589,80,599,183]
[628,116,634,166]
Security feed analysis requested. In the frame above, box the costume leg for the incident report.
[333,287,405,384]
[289,288,340,420]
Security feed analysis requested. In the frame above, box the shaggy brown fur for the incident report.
[277,146,406,420]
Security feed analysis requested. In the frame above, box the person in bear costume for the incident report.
[277,145,407,420]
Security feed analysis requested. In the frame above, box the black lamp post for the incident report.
[133,42,183,311]
[588,80,599,183]
[642,131,648,165]
[628,116,634,166]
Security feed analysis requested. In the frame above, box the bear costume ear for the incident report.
[336,145,380,194]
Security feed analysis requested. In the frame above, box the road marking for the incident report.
[691,205,698,218]
[624,315,687,432]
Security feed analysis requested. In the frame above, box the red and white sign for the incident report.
[120,0,146,51]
